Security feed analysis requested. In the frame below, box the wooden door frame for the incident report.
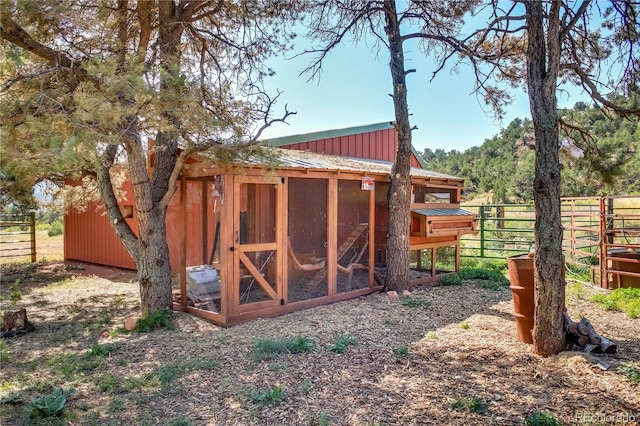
[231,175,284,315]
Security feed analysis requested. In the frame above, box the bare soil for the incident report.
[0,261,639,426]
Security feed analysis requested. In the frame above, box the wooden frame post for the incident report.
[221,173,233,322]
[180,177,187,308]
[202,180,208,265]
[327,177,338,297]
[431,247,436,278]
[369,184,375,287]
[29,212,36,263]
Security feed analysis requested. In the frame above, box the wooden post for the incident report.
[369,186,375,288]
[221,173,233,321]
[29,212,36,263]
[277,176,285,304]
[180,177,187,307]
[599,197,606,288]
[570,200,576,264]
[431,247,436,278]
[606,197,614,245]
[327,178,338,297]
[202,180,208,265]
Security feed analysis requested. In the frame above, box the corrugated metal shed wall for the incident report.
[282,128,423,168]
[64,180,138,269]
[64,180,206,271]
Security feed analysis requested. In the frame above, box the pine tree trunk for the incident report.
[136,206,173,315]
[95,1,182,316]
[383,0,412,292]
[526,2,566,356]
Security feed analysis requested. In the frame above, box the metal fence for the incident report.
[461,196,640,289]
[0,213,36,262]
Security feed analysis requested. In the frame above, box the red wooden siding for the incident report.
[281,128,423,168]
[64,179,210,272]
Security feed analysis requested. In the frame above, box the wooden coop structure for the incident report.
[170,148,476,325]
[65,123,477,326]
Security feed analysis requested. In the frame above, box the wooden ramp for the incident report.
[305,224,368,290]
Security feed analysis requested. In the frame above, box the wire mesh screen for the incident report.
[336,180,370,293]
[287,178,328,302]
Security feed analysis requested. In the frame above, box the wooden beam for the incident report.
[431,247,436,278]
[202,180,208,265]
[281,177,289,303]
[220,172,233,321]
[226,286,382,326]
[239,252,278,300]
[369,185,375,288]
[172,302,226,326]
[327,177,338,296]
[180,177,187,308]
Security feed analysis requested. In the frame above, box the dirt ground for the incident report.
[0,261,639,426]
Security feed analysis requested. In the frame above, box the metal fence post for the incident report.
[478,205,485,258]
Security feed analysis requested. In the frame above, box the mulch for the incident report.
[0,262,638,425]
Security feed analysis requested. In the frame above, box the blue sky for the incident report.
[259,21,588,154]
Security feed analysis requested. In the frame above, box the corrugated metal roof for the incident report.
[412,208,476,217]
[252,148,464,181]
[264,122,394,147]
[263,122,429,170]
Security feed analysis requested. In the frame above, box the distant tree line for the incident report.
[421,99,640,203]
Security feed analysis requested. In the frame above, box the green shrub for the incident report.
[47,221,63,237]
[27,387,76,418]
[591,287,640,318]
[36,223,51,231]
[440,274,462,286]
[135,309,174,332]
[10,279,21,305]
[327,336,358,353]
[425,331,437,339]
[450,396,486,414]
[307,413,330,426]
[166,416,194,426]
[147,357,219,388]
[252,336,316,361]
[477,280,507,291]
[617,362,640,384]
[566,282,586,300]
[400,295,430,307]
[97,374,120,394]
[525,411,562,426]
[393,345,409,358]
[251,386,286,406]
[459,268,509,286]
[0,392,23,405]
[459,322,470,330]
[88,343,121,357]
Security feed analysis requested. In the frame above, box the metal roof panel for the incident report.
[412,208,476,217]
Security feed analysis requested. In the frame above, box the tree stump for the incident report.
[1,308,35,338]
[2,308,28,330]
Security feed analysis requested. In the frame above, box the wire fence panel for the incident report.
[461,197,640,289]
[0,213,36,262]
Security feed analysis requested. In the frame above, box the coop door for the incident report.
[232,176,283,313]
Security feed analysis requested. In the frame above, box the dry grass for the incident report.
[1,262,639,426]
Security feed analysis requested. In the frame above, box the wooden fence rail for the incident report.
[0,213,36,262]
